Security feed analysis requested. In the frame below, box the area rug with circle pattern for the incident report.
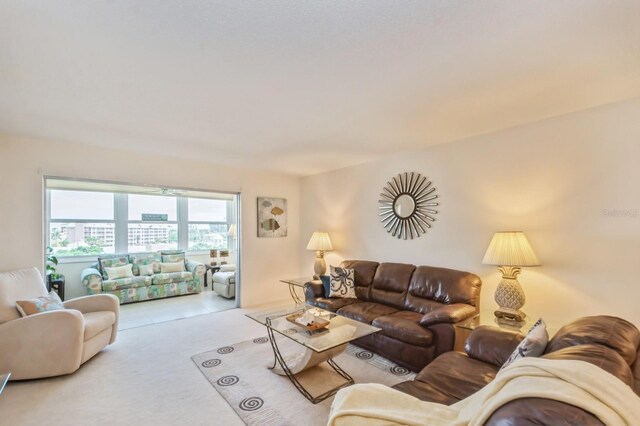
[192,335,416,426]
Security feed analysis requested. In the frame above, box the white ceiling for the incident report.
[1,1,639,176]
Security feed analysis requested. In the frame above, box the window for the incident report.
[187,198,228,251]
[49,190,116,256]
[128,194,178,253]
[46,183,235,258]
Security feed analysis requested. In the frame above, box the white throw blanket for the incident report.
[327,357,640,426]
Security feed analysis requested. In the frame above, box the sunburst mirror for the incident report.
[379,172,439,239]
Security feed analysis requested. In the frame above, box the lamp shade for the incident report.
[306,232,334,251]
[482,231,540,267]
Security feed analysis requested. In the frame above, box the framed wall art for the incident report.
[257,197,287,237]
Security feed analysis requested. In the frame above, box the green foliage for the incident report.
[46,246,61,279]
[50,236,107,257]
[53,245,105,257]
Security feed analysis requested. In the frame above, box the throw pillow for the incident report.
[98,255,130,279]
[138,264,155,276]
[160,261,185,273]
[320,275,331,297]
[16,291,64,317]
[161,250,185,265]
[104,264,134,280]
[501,318,549,370]
[329,266,356,298]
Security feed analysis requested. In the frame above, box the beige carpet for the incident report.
[0,308,271,426]
[192,338,415,426]
[0,307,417,426]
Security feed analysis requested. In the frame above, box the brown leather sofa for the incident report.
[305,260,482,372]
[393,315,640,425]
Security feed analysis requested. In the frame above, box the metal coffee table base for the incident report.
[265,324,354,404]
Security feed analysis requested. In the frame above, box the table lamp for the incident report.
[209,249,219,266]
[306,232,333,279]
[482,231,540,322]
[228,224,237,239]
[219,250,229,265]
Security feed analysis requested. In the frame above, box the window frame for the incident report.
[46,189,118,260]
[185,197,230,252]
[45,187,233,261]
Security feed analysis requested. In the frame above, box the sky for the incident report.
[50,190,227,222]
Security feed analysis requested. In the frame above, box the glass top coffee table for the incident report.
[246,304,380,403]
[0,373,10,395]
[279,277,317,303]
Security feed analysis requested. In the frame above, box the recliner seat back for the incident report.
[404,265,482,314]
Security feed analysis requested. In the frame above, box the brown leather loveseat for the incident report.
[393,315,640,425]
[305,260,482,372]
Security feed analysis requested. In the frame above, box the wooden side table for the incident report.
[47,275,65,301]
[203,265,221,288]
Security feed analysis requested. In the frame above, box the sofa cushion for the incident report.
[545,315,640,366]
[338,260,379,301]
[404,266,482,314]
[369,263,416,310]
[395,351,498,404]
[152,271,194,285]
[373,311,433,347]
[104,264,134,280]
[129,252,162,275]
[337,302,398,324]
[98,255,130,279]
[83,311,116,341]
[160,250,185,265]
[543,344,635,388]
[306,297,360,313]
[160,262,185,274]
[102,276,152,291]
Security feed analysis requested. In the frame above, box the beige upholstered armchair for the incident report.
[0,267,119,380]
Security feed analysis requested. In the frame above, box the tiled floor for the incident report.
[118,286,236,330]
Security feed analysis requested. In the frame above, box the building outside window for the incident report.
[49,190,116,256]
[47,186,232,258]
[187,198,228,251]
[127,194,178,253]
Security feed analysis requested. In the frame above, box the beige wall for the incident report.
[0,135,300,307]
[300,98,640,326]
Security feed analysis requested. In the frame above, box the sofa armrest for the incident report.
[63,293,120,314]
[185,260,205,277]
[81,268,103,294]
[0,310,84,380]
[64,294,119,343]
[464,325,524,367]
[419,304,477,327]
[304,280,324,300]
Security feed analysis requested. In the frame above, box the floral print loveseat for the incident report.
[80,251,205,304]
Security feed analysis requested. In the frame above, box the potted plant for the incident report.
[46,246,65,299]
[46,246,60,280]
